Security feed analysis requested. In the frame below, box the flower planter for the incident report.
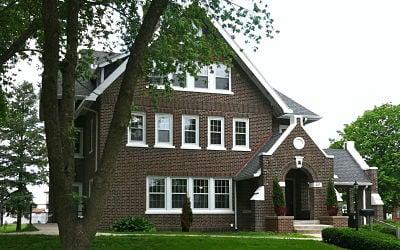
[274,206,286,216]
[327,206,338,216]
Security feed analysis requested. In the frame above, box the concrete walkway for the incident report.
[5,223,322,241]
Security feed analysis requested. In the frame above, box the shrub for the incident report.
[362,223,397,236]
[112,217,155,232]
[326,179,337,207]
[272,177,285,207]
[181,195,193,232]
[322,227,400,250]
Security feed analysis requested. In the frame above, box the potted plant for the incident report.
[272,177,286,216]
[181,195,193,232]
[326,178,338,216]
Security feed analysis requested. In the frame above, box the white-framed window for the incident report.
[214,179,230,209]
[232,118,250,151]
[89,119,94,154]
[194,66,208,89]
[146,177,232,214]
[279,125,289,133]
[74,128,84,158]
[171,178,188,208]
[155,113,174,148]
[215,64,230,91]
[207,117,225,150]
[148,177,166,209]
[193,179,209,208]
[181,115,200,149]
[127,112,148,147]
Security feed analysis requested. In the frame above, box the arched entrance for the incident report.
[285,169,312,220]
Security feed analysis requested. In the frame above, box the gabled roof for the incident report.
[324,148,372,185]
[235,133,282,180]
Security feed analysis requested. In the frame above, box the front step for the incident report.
[293,220,332,234]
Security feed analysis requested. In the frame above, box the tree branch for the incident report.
[0,19,39,67]
[84,0,170,240]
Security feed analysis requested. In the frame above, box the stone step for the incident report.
[294,224,333,230]
[295,228,326,234]
[293,220,320,225]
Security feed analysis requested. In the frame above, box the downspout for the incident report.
[363,186,367,225]
[82,106,98,172]
[234,180,238,230]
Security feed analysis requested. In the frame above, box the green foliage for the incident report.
[0,81,47,219]
[322,227,400,250]
[326,179,337,207]
[330,104,400,210]
[181,195,193,232]
[112,217,155,232]
[361,223,397,236]
[272,177,285,207]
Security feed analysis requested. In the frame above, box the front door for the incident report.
[285,179,295,216]
[285,169,311,220]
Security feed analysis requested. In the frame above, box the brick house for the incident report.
[54,25,384,231]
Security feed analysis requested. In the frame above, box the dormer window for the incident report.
[194,66,208,89]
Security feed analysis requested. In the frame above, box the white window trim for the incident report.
[127,112,148,147]
[232,118,250,151]
[88,179,93,198]
[181,115,200,150]
[74,128,84,159]
[73,182,83,218]
[279,125,289,134]
[145,177,233,214]
[207,116,226,150]
[89,119,94,154]
[154,113,175,148]
[147,64,233,95]
[214,65,231,92]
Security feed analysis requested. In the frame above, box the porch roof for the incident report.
[324,148,372,185]
[235,133,282,180]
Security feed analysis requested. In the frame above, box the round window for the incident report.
[293,137,305,150]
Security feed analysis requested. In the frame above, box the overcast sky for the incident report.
[249,0,400,148]
[13,0,400,205]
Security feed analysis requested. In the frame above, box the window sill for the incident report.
[173,87,234,95]
[154,144,175,149]
[180,145,201,150]
[232,147,251,152]
[126,143,149,148]
[145,209,234,215]
[207,146,226,151]
[74,154,84,159]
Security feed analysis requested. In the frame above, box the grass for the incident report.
[0,224,38,233]
[100,230,313,238]
[0,234,341,249]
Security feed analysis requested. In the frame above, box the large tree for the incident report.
[330,103,400,212]
[0,81,47,231]
[1,0,276,248]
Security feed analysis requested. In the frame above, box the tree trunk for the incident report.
[16,209,22,232]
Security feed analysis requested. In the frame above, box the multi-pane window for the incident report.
[194,66,208,88]
[233,118,249,150]
[215,65,230,90]
[171,179,187,208]
[74,128,83,158]
[182,116,199,147]
[148,178,166,209]
[215,180,230,209]
[128,113,146,145]
[155,114,173,146]
[208,117,224,149]
[193,179,209,208]
[172,73,186,87]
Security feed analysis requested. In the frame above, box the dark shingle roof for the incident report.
[275,90,320,119]
[92,50,123,65]
[235,134,282,180]
[325,149,372,184]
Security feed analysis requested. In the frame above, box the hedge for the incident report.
[112,217,155,232]
[361,223,397,236]
[322,227,400,250]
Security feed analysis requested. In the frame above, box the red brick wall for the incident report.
[261,124,334,221]
[95,62,277,230]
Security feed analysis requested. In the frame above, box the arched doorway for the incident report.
[285,169,312,220]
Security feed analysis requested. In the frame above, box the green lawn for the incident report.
[0,224,38,233]
[0,235,341,250]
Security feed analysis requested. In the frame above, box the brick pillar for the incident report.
[364,167,384,220]
[252,200,266,231]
